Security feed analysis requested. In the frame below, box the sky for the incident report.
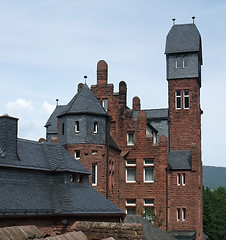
[0,0,226,167]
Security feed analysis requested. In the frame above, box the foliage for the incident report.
[203,166,226,189]
[138,206,163,228]
[203,187,226,240]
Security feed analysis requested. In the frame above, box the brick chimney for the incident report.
[97,60,108,86]
[0,115,18,160]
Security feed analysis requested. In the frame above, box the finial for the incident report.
[192,16,195,24]
[84,75,87,84]
[172,18,176,25]
[56,99,59,106]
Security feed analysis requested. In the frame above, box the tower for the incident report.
[165,22,203,239]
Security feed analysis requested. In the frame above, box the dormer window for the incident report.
[94,122,98,134]
[75,121,79,133]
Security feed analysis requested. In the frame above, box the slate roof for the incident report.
[45,105,66,134]
[124,215,176,240]
[133,108,169,120]
[0,181,124,217]
[168,150,192,170]
[165,24,202,55]
[0,138,90,174]
[59,84,108,117]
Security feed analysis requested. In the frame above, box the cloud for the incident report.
[6,98,34,114]
[42,101,55,115]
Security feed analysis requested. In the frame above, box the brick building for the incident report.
[45,22,203,239]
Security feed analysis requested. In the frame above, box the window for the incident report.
[62,123,65,135]
[176,56,182,68]
[71,174,83,184]
[126,160,136,183]
[183,55,188,68]
[126,199,136,215]
[144,199,154,206]
[92,150,98,155]
[175,90,182,109]
[183,90,190,109]
[94,122,98,133]
[144,168,154,182]
[146,127,157,144]
[127,132,135,146]
[177,208,181,221]
[144,159,154,166]
[144,207,154,221]
[92,163,97,186]
[182,208,186,221]
[75,150,80,160]
[177,173,181,185]
[182,173,186,185]
[102,99,108,111]
[75,121,79,133]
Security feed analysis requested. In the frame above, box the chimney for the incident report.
[97,60,108,85]
[133,96,141,111]
[0,115,19,160]
[119,81,127,106]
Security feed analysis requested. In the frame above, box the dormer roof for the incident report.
[58,84,108,118]
[165,24,202,55]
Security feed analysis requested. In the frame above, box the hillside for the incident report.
[203,165,226,189]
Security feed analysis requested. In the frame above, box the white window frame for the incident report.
[182,173,186,185]
[126,199,136,206]
[126,159,136,166]
[175,90,182,109]
[183,90,190,109]
[92,150,98,155]
[176,56,182,69]
[177,208,181,221]
[182,208,186,221]
[127,132,135,146]
[126,168,136,183]
[144,167,154,183]
[92,163,97,186]
[75,121,79,133]
[182,55,188,68]
[75,150,81,160]
[177,173,181,185]
[94,121,98,134]
[144,159,154,166]
[144,199,154,206]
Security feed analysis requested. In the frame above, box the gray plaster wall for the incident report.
[59,115,107,145]
[167,53,199,80]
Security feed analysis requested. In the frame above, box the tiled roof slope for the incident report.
[59,84,108,117]
[124,215,176,240]
[165,24,201,54]
[168,150,192,170]
[0,181,124,216]
[0,138,90,174]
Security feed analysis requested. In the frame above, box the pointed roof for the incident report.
[58,84,108,117]
[165,24,202,55]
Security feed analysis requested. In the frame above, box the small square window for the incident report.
[144,159,154,166]
[75,150,81,160]
[126,159,136,166]
[144,199,154,206]
[127,132,135,146]
[126,199,136,206]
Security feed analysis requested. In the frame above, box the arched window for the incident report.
[183,55,188,68]
[176,56,182,68]
[75,121,79,133]
[94,121,98,133]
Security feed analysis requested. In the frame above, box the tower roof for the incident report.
[58,83,108,117]
[165,23,202,55]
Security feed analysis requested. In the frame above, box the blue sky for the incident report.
[0,1,226,167]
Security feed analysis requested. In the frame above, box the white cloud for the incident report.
[6,98,34,114]
[42,101,55,115]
